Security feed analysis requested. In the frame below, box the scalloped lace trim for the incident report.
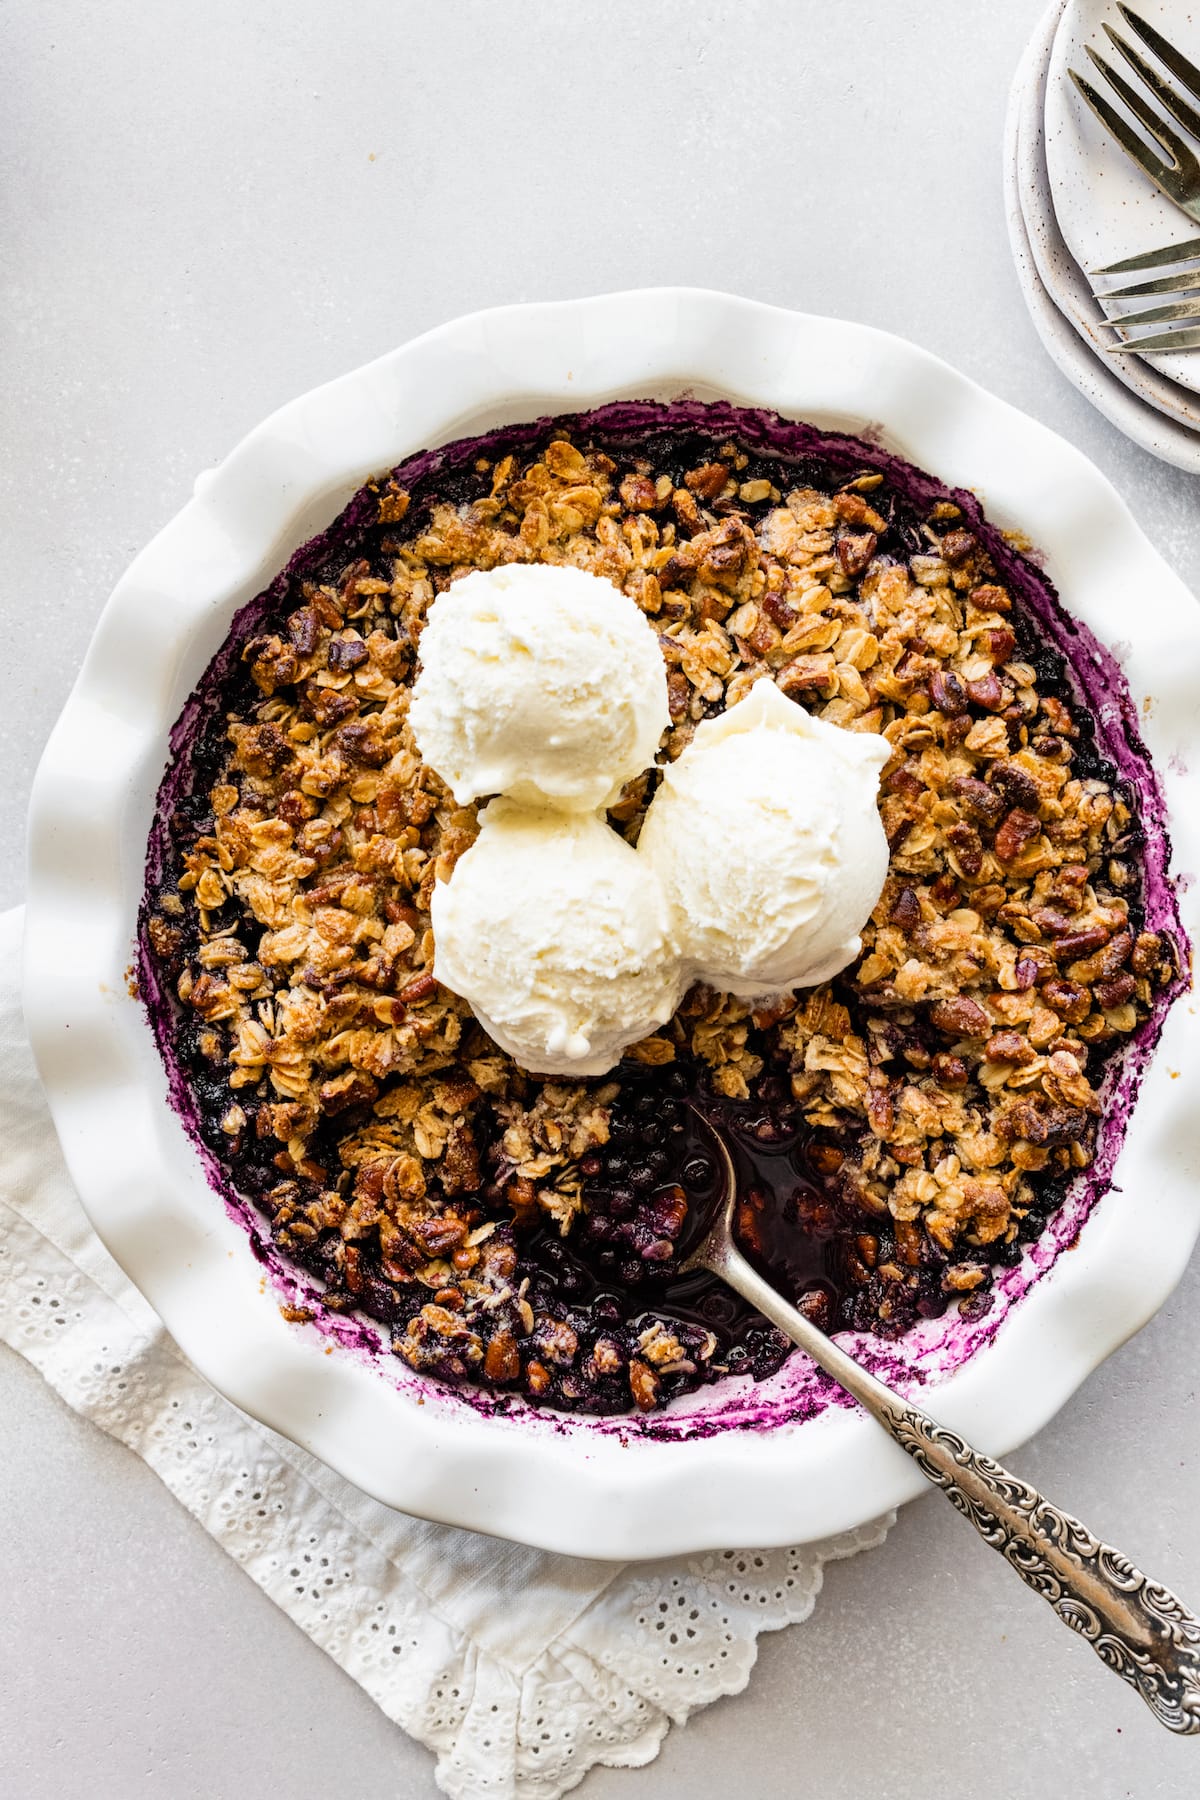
[2,907,892,1798]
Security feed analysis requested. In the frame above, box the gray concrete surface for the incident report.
[2,1,1198,1794]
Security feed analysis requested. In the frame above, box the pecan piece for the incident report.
[589,1338,622,1377]
[146,915,184,959]
[1041,978,1090,1023]
[809,1143,845,1177]
[699,519,752,589]
[888,886,921,932]
[327,633,368,671]
[761,590,798,630]
[951,776,1005,826]
[983,1030,1036,1067]
[484,1331,520,1384]
[929,996,991,1037]
[894,1217,924,1266]
[834,491,886,530]
[339,558,371,605]
[278,789,318,826]
[310,587,345,629]
[1041,694,1077,736]
[318,1071,380,1115]
[525,1359,552,1398]
[929,670,967,715]
[777,655,836,698]
[478,1236,518,1283]
[236,721,294,777]
[929,873,960,910]
[1031,907,1073,939]
[1037,1104,1090,1146]
[1130,931,1166,976]
[305,684,358,727]
[965,671,1004,712]
[672,488,704,535]
[1048,864,1090,906]
[932,1052,969,1088]
[534,1320,579,1366]
[968,581,1011,613]
[399,971,438,1005]
[659,549,697,588]
[287,607,322,653]
[332,718,390,767]
[867,1085,895,1138]
[990,761,1040,811]
[946,822,983,878]
[1068,930,1132,985]
[619,472,659,512]
[417,1215,468,1258]
[941,529,977,566]
[1095,972,1136,1010]
[994,808,1040,864]
[836,531,877,578]
[999,1098,1086,1146]
[629,1358,660,1411]
[684,461,730,502]
[884,760,924,798]
[245,634,300,694]
[505,1174,538,1220]
[1051,927,1108,963]
[187,972,232,1021]
[441,1122,481,1196]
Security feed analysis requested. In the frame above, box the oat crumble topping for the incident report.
[142,403,1179,1415]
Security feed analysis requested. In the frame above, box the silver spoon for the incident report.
[679,1117,1200,1733]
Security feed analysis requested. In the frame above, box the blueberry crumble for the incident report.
[140,399,1183,1416]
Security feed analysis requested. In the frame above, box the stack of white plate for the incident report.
[1007,0,1200,471]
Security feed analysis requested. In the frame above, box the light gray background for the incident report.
[2,1,1198,1795]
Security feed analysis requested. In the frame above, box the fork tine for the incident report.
[1105,323,1200,351]
[1084,45,1193,168]
[1070,68,1172,186]
[1118,5,1200,104]
[1094,232,1200,273]
[1106,295,1200,328]
[1101,267,1200,297]
[1103,23,1200,143]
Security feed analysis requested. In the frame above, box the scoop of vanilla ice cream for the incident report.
[636,680,891,998]
[409,564,669,811]
[432,799,684,1076]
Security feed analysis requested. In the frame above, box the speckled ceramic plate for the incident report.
[1046,0,1200,396]
[23,291,1200,1557]
[1008,0,1200,469]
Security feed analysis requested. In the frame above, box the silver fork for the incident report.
[1070,5,1200,351]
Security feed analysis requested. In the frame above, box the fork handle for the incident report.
[710,1239,1200,1734]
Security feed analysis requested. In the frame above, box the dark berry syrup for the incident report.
[528,1061,874,1389]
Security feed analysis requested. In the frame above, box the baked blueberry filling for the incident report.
[140,400,1184,1415]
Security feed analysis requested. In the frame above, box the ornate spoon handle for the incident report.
[709,1236,1200,1733]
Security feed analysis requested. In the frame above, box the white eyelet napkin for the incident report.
[0,905,891,1799]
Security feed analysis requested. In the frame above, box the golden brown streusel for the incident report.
[142,407,1178,1413]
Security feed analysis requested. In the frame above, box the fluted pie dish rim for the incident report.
[23,289,1200,1556]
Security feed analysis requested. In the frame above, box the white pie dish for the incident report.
[23,288,1200,1558]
